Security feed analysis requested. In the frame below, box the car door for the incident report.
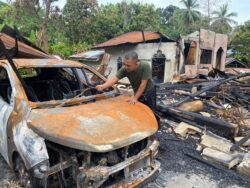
[0,65,14,162]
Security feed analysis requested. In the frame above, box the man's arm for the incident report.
[96,76,119,91]
[128,79,148,104]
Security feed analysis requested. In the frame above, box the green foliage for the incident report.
[63,0,98,44]
[11,1,42,36]
[94,2,162,43]
[211,3,237,34]
[72,42,90,54]
[127,3,161,32]
[47,12,67,44]
[158,0,202,39]
[230,21,250,63]
[93,3,124,43]
[49,42,73,58]
[27,30,37,44]
[160,9,183,39]
[0,2,15,27]
[179,0,201,32]
[18,68,38,78]
[0,0,242,59]
[49,42,90,58]
[158,5,180,25]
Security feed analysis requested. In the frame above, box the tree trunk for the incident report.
[14,0,21,21]
[122,0,129,29]
[208,0,210,27]
[37,0,52,53]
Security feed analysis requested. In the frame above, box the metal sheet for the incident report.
[28,95,158,152]
[0,33,52,59]
[70,50,105,61]
[93,31,174,49]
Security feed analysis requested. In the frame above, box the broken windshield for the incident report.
[18,67,111,103]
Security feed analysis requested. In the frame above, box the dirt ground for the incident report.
[0,122,249,188]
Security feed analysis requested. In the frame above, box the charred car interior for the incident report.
[0,67,12,103]
[17,67,107,102]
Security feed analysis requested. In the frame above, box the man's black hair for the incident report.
[124,51,138,61]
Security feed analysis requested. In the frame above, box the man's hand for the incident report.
[127,96,138,105]
[95,77,119,92]
[95,85,104,91]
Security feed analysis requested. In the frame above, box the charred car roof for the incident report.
[0,58,85,68]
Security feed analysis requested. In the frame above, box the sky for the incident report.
[54,0,250,25]
[1,0,250,25]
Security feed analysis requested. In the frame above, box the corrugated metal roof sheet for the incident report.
[225,58,249,68]
[70,50,104,61]
[0,33,52,59]
[1,25,47,54]
[93,31,174,49]
[0,25,53,59]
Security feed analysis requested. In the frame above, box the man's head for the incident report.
[123,52,139,72]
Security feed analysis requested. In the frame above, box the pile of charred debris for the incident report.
[156,70,250,179]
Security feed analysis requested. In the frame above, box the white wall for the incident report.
[105,42,177,83]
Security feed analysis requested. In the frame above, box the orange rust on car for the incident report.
[0,57,160,187]
[0,58,110,109]
[1,58,84,68]
[28,95,158,152]
[0,58,108,81]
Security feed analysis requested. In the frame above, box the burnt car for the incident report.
[0,58,160,187]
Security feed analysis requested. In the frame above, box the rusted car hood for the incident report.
[27,96,158,152]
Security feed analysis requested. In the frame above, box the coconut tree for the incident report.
[179,0,201,33]
[179,0,201,25]
[211,3,237,34]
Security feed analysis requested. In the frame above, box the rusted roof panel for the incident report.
[0,33,52,59]
[0,58,84,68]
[28,95,158,152]
[93,31,174,49]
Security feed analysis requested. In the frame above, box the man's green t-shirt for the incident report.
[116,62,154,94]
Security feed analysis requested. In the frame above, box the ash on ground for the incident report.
[0,122,249,188]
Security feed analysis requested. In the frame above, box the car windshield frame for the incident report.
[17,65,117,108]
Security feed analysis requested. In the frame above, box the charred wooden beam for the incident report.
[230,132,250,151]
[156,83,194,90]
[173,74,250,107]
[231,89,250,101]
[157,103,237,138]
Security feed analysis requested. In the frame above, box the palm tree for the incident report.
[211,3,237,34]
[179,0,201,26]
